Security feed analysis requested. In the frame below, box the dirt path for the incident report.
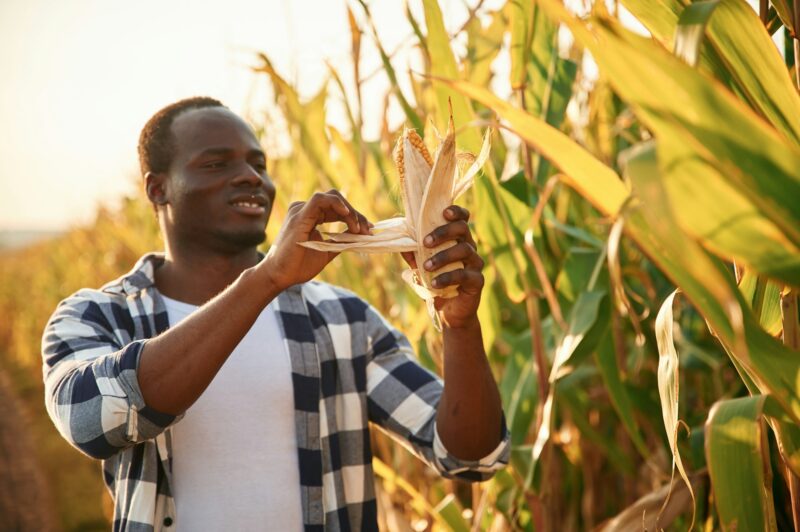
[0,370,57,532]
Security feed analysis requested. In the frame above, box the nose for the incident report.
[231,162,264,187]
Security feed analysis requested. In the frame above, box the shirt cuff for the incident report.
[432,417,510,477]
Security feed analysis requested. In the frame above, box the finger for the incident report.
[355,211,371,235]
[288,201,305,213]
[431,269,484,294]
[305,229,340,264]
[463,227,477,249]
[401,251,417,269]
[326,189,372,235]
[443,205,470,222]
[304,193,359,233]
[423,242,483,273]
[424,220,469,248]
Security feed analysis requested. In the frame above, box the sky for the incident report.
[0,0,492,232]
[0,0,769,233]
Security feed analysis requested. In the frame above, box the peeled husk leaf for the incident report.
[300,109,491,322]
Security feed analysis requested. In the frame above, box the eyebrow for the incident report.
[192,147,267,160]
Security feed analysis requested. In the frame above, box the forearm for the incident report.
[138,265,281,415]
[436,317,503,460]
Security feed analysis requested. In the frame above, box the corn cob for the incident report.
[300,104,491,322]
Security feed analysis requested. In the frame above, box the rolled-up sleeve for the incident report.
[363,304,509,481]
[42,290,179,460]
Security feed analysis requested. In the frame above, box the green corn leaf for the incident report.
[738,270,784,336]
[433,494,470,532]
[448,74,800,425]
[464,8,506,87]
[705,395,778,531]
[509,0,534,89]
[499,329,540,445]
[420,0,483,152]
[674,1,720,67]
[439,79,630,217]
[529,289,607,479]
[595,332,650,459]
[536,0,800,286]
[622,142,800,425]
[700,0,800,146]
[624,0,800,146]
[474,177,538,302]
[478,265,502,354]
[551,290,608,379]
[619,0,684,50]
[560,376,635,473]
[525,5,558,109]
[531,57,578,186]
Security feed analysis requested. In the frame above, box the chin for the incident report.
[228,230,267,248]
[212,228,267,252]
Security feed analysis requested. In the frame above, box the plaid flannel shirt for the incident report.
[42,253,509,531]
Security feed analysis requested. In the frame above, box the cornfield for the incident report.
[1,0,799,530]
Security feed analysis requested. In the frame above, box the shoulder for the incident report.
[47,257,150,333]
[46,286,130,339]
[55,252,160,312]
[53,286,124,317]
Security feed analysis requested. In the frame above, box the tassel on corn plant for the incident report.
[300,105,491,325]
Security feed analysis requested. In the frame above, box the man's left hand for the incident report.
[401,205,484,329]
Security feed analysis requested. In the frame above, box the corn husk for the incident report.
[299,108,491,322]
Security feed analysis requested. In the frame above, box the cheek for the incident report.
[170,183,227,222]
[264,176,277,199]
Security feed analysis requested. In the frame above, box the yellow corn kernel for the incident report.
[406,130,433,167]
[394,140,405,182]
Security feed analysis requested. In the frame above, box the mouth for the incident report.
[229,195,268,216]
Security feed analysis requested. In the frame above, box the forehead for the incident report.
[170,107,260,159]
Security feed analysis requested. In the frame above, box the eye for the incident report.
[201,160,227,169]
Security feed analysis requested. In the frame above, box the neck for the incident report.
[155,239,261,306]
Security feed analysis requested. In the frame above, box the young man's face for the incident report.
[159,107,276,253]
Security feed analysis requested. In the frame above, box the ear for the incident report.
[145,171,168,207]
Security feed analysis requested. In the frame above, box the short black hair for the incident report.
[138,96,225,176]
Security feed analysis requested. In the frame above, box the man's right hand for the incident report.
[261,190,371,290]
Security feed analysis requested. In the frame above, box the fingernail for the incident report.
[446,208,455,217]
[431,278,439,287]
[424,235,434,246]
[424,259,433,271]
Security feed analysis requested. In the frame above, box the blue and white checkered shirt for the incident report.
[42,253,509,531]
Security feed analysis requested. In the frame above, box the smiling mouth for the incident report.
[230,200,267,215]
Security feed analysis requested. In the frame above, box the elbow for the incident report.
[44,374,132,461]
[75,435,123,461]
[45,402,124,461]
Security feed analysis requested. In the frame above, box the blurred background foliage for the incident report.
[1,0,799,530]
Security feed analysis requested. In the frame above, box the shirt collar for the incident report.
[114,252,164,296]
[112,250,294,297]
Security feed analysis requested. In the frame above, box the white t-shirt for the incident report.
[161,295,303,531]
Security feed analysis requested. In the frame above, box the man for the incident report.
[42,97,508,531]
